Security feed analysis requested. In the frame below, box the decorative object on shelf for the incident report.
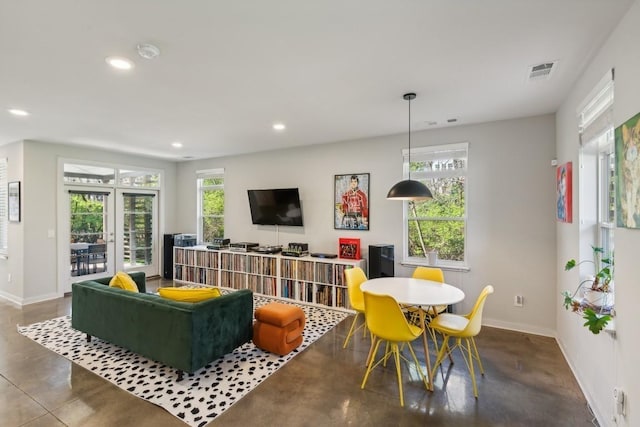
[387,93,433,200]
[556,162,572,223]
[335,173,369,230]
[427,249,439,266]
[339,237,361,260]
[615,111,640,229]
[562,245,613,334]
[8,181,20,222]
[282,242,309,257]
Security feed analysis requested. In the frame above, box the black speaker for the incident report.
[163,234,180,279]
[369,244,394,278]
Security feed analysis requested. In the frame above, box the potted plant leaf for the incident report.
[561,246,613,334]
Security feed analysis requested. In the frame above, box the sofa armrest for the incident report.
[189,289,254,370]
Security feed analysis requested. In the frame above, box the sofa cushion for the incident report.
[159,286,221,302]
[109,271,139,292]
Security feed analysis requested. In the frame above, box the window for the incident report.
[0,158,7,252]
[64,163,115,185]
[403,143,468,267]
[197,168,225,243]
[577,69,614,289]
[119,169,160,188]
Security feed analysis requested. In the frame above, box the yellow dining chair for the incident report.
[430,285,494,398]
[409,266,448,319]
[361,291,429,407]
[342,267,368,348]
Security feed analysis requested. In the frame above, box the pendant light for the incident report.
[387,93,433,200]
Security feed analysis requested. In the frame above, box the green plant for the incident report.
[561,246,613,334]
[582,308,611,335]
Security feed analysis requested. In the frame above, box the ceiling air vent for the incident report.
[528,61,557,81]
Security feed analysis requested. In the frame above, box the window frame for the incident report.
[197,168,225,244]
[402,143,468,268]
[576,69,615,306]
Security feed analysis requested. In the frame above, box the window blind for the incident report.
[578,69,614,146]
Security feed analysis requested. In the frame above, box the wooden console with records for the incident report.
[173,246,366,311]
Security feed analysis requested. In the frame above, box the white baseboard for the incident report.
[0,290,22,306]
[482,317,556,338]
[0,290,63,306]
[555,338,605,427]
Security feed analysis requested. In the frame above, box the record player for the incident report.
[229,242,259,252]
[252,245,283,254]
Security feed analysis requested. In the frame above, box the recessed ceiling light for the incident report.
[171,141,183,148]
[273,123,286,131]
[8,108,29,116]
[105,56,134,70]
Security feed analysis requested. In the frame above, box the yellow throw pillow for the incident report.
[109,271,139,293]
[158,286,221,303]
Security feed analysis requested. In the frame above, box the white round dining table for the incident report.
[360,276,465,390]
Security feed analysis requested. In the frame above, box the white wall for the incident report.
[0,140,178,305]
[556,1,640,425]
[177,114,557,335]
[0,142,25,303]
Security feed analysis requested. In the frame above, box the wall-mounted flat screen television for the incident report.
[247,188,303,226]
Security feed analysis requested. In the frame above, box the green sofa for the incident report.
[71,272,253,379]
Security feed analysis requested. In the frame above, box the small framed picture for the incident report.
[334,173,369,230]
[556,162,572,223]
[8,181,20,222]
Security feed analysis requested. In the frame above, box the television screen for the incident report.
[247,188,303,226]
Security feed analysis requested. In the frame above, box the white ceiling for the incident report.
[0,1,633,161]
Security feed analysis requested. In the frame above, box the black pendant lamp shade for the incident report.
[387,93,433,200]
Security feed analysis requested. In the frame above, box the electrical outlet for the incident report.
[514,295,524,307]
[7,273,11,283]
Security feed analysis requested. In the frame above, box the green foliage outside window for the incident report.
[407,170,466,262]
[200,177,224,242]
[70,194,105,243]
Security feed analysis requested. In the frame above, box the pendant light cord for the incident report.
[408,96,411,181]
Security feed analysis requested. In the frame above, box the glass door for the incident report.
[66,188,115,291]
[117,190,159,277]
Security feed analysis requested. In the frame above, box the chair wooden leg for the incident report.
[431,335,450,378]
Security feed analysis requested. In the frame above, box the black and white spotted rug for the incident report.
[17,295,349,427]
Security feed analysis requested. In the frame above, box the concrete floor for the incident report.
[1,278,595,426]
